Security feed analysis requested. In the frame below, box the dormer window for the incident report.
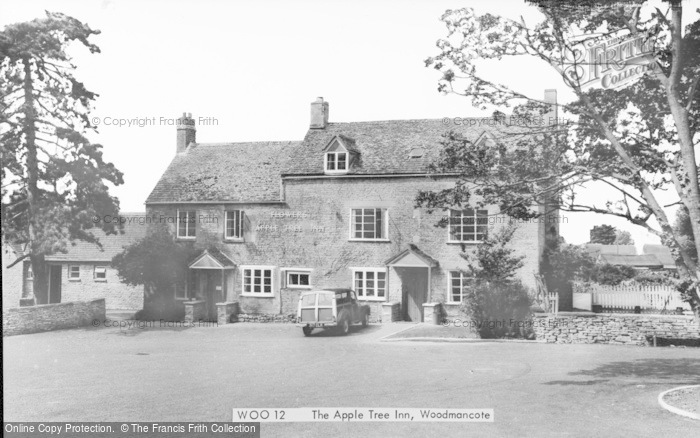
[325,151,347,172]
[323,135,358,175]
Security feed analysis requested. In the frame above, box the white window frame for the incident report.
[94,266,107,281]
[176,209,196,239]
[447,270,471,304]
[26,263,33,280]
[241,265,275,297]
[448,209,488,243]
[224,210,244,241]
[324,151,348,174]
[281,268,312,289]
[351,267,388,301]
[174,283,189,300]
[349,208,389,241]
[68,265,81,281]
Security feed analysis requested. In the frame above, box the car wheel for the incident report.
[338,318,350,336]
[302,327,313,336]
[361,312,369,327]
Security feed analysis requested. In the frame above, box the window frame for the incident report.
[447,209,488,243]
[240,265,275,297]
[349,208,389,241]
[324,151,349,174]
[447,270,471,304]
[281,268,312,289]
[94,266,107,282]
[26,263,33,280]
[224,210,245,241]
[351,267,388,301]
[68,265,81,281]
[176,209,197,239]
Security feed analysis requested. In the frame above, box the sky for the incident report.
[1,0,696,248]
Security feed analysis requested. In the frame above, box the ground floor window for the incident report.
[448,271,471,303]
[241,266,274,296]
[352,268,387,300]
[282,269,312,289]
[68,265,80,280]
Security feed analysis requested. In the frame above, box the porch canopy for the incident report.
[384,245,439,268]
[188,249,236,270]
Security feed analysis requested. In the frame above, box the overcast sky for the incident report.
[1,0,694,247]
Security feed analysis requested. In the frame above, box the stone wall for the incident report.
[533,313,700,345]
[2,299,106,336]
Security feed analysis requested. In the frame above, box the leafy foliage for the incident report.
[422,3,700,319]
[458,224,532,339]
[589,224,618,244]
[1,12,123,302]
[590,263,637,285]
[112,227,198,320]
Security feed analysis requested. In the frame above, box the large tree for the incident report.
[420,1,700,321]
[1,12,123,303]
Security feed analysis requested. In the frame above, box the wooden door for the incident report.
[48,265,62,304]
[398,267,428,322]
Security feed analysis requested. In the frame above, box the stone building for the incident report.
[2,216,146,311]
[145,94,560,322]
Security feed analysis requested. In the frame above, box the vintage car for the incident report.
[296,288,370,336]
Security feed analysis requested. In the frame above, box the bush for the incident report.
[461,280,534,339]
[590,263,636,285]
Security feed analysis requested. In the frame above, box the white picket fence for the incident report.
[580,283,690,312]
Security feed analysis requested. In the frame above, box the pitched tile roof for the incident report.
[283,119,525,176]
[585,244,637,257]
[642,244,677,269]
[45,213,147,262]
[598,254,662,268]
[146,141,298,204]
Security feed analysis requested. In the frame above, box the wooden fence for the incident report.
[574,283,690,312]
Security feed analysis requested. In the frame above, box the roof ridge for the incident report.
[195,140,301,146]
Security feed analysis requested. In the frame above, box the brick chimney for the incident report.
[544,89,558,125]
[310,97,329,129]
[176,112,196,153]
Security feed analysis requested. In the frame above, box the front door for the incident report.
[200,271,223,321]
[396,267,428,322]
[48,265,62,304]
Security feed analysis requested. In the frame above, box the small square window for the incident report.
[325,152,349,173]
[285,270,311,289]
[69,265,81,280]
[94,266,107,281]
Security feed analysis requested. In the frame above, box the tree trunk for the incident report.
[22,57,46,303]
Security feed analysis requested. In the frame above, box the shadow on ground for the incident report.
[545,358,700,386]
[300,324,382,338]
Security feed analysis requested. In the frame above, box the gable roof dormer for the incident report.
[323,135,359,175]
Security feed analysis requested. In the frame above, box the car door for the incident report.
[349,291,360,323]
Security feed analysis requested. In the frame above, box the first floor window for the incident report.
[351,208,386,240]
[94,266,107,281]
[242,266,274,295]
[225,210,244,240]
[285,270,311,288]
[449,209,488,242]
[449,271,471,303]
[353,269,386,300]
[177,210,196,238]
[69,265,80,280]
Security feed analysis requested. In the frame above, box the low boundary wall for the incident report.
[533,312,700,345]
[2,299,106,336]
